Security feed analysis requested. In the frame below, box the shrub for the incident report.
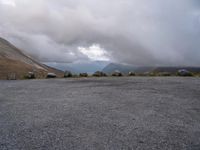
[158,72,171,76]
[79,73,88,77]
[93,71,107,77]
[64,71,72,78]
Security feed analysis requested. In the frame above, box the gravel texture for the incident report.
[0,77,200,150]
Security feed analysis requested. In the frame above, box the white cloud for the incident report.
[0,0,15,7]
[0,0,200,66]
[78,44,110,61]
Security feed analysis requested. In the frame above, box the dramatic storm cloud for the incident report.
[0,0,200,66]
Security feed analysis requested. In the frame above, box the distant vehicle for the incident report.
[64,71,72,78]
[128,72,136,76]
[112,70,123,77]
[47,73,57,78]
[93,71,107,77]
[79,73,88,77]
[177,69,193,76]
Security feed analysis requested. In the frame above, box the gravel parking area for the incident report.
[0,77,200,150]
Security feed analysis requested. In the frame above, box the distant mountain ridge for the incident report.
[0,37,63,79]
[102,63,137,74]
[102,63,200,74]
[45,61,110,74]
[153,67,200,74]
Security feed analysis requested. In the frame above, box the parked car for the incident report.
[27,72,35,79]
[177,69,193,76]
[112,70,123,77]
[46,73,57,78]
[128,72,136,76]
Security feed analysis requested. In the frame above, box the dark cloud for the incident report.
[0,0,200,66]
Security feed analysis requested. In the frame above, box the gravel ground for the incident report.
[0,77,200,150]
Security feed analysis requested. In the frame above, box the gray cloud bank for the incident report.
[0,0,200,66]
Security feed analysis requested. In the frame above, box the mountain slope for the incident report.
[0,37,63,79]
[102,63,137,74]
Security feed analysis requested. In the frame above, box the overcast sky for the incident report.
[0,0,200,66]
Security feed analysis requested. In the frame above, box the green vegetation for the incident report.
[64,71,73,78]
[79,73,88,77]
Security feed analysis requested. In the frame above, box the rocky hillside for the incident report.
[0,37,63,79]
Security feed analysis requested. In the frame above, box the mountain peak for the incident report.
[102,63,137,74]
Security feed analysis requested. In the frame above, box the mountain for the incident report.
[102,63,200,75]
[45,61,110,74]
[152,67,200,74]
[134,67,156,73]
[102,63,137,74]
[0,37,63,79]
